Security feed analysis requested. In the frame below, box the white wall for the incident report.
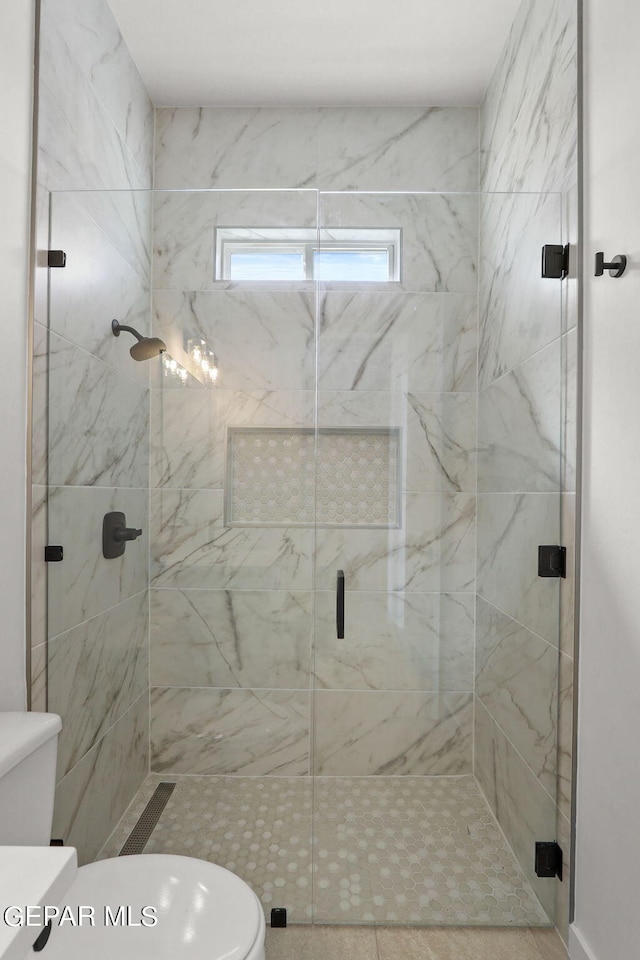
[0,4,34,710]
[572,3,640,959]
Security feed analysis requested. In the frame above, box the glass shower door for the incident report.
[311,189,565,926]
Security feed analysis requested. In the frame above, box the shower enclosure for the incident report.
[45,185,565,926]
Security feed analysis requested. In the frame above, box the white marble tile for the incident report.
[478,338,562,493]
[153,290,315,391]
[475,597,558,796]
[320,193,478,294]
[150,688,310,776]
[152,189,317,291]
[31,642,48,714]
[39,12,150,190]
[560,493,575,659]
[50,591,149,780]
[315,492,475,593]
[150,588,312,688]
[476,493,561,646]
[48,188,151,292]
[31,485,48,652]
[151,388,315,491]
[557,651,573,823]
[317,390,476,494]
[316,107,478,191]
[480,0,577,194]
[561,328,577,494]
[474,698,556,922]
[155,107,319,189]
[52,693,148,865]
[48,333,149,488]
[42,0,154,184]
[318,292,478,393]
[314,691,473,776]
[48,485,149,637]
[48,193,151,381]
[314,591,474,692]
[32,323,48,487]
[150,488,313,590]
[478,191,563,388]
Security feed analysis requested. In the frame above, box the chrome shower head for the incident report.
[111,319,166,362]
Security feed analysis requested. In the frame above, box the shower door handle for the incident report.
[336,569,345,639]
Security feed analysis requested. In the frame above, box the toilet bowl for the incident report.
[0,713,265,960]
[29,854,265,960]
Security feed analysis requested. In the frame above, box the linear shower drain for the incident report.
[118,782,176,856]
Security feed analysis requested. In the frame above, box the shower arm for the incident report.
[112,320,143,341]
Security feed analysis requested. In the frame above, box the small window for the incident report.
[215,228,401,282]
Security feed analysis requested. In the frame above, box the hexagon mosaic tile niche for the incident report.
[227,428,401,527]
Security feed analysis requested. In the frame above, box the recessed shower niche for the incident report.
[226,427,401,527]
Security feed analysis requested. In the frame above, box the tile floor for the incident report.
[99,773,550,928]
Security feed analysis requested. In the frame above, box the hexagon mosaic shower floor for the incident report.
[98,774,549,926]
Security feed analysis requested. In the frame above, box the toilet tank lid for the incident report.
[0,712,61,778]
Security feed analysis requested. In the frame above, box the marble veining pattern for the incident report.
[318,292,478,394]
[478,192,563,388]
[476,493,560,645]
[478,339,562,493]
[154,106,479,192]
[313,691,473,776]
[474,699,557,921]
[49,592,149,780]
[47,485,149,638]
[48,332,149,488]
[480,0,577,195]
[150,488,313,590]
[98,775,548,926]
[315,492,476,593]
[52,693,148,866]
[150,688,310,776]
[314,591,474,692]
[150,588,312,689]
[475,597,558,796]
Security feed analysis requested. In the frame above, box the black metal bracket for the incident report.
[270,908,287,928]
[47,250,66,268]
[595,252,627,278]
[535,841,563,880]
[538,545,566,579]
[103,512,143,559]
[541,244,569,279]
[44,545,64,562]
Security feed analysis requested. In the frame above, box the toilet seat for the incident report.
[30,854,265,960]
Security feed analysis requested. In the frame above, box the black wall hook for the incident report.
[595,252,627,277]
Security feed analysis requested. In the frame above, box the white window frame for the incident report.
[215,227,401,282]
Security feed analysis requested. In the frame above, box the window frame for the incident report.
[215,227,402,282]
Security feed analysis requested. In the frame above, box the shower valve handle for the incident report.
[113,526,143,542]
[103,511,143,559]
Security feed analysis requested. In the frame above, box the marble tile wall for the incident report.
[149,106,480,779]
[32,0,153,863]
[477,0,578,942]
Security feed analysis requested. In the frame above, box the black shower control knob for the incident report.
[113,526,143,542]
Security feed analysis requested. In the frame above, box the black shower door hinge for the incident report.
[44,545,64,562]
[271,908,287,928]
[541,243,569,279]
[47,250,67,268]
[535,841,563,880]
[538,545,566,578]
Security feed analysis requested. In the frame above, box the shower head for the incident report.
[111,319,166,361]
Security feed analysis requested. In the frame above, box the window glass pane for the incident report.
[229,251,305,281]
[313,249,389,281]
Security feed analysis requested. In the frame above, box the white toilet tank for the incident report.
[0,712,61,845]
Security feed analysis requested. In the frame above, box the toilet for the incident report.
[0,712,266,960]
